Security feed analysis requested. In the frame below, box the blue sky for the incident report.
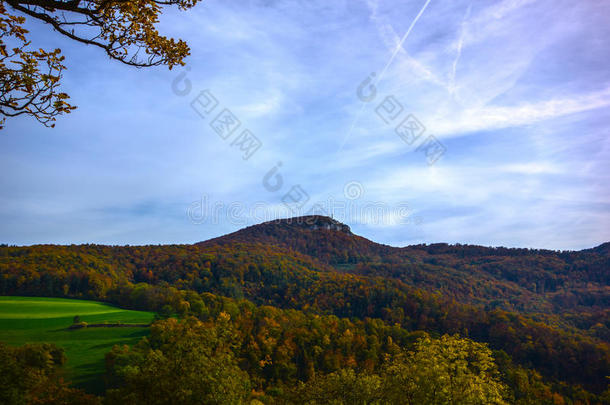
[1,0,609,250]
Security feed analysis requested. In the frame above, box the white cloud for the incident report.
[500,162,563,175]
[1,0,609,249]
[431,86,610,137]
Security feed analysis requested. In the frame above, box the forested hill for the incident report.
[201,215,609,314]
[199,215,391,262]
[1,215,609,401]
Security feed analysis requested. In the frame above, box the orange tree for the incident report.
[0,0,200,128]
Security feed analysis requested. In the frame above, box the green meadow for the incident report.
[0,296,154,393]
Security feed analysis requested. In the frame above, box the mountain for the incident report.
[199,215,390,263]
[1,216,609,395]
[201,216,609,314]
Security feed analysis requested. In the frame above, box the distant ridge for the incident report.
[586,242,610,256]
[198,215,609,262]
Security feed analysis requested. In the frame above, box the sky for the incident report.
[1,0,609,250]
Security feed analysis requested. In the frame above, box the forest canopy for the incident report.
[0,220,608,403]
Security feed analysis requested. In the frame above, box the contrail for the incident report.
[376,0,433,85]
[449,3,472,97]
[338,0,433,152]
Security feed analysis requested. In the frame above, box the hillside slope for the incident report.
[1,216,609,394]
[200,216,609,315]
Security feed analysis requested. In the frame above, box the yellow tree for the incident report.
[381,334,508,405]
[0,0,200,128]
[288,334,508,405]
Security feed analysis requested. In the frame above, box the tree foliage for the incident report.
[0,220,608,402]
[0,0,200,128]
[0,342,99,405]
[1,240,609,394]
[291,335,508,405]
[0,2,75,128]
[105,316,251,405]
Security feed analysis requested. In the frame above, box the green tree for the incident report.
[105,315,251,405]
[0,342,26,405]
[291,368,382,405]
[0,342,98,405]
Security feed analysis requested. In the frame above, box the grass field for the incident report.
[0,296,154,393]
